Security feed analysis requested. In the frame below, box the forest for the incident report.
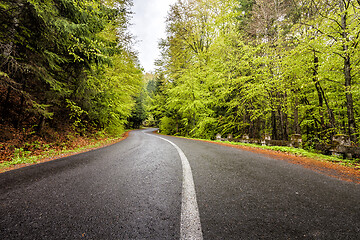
[146,0,360,150]
[0,0,143,163]
[1,0,360,166]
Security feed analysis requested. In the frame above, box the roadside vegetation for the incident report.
[2,0,360,171]
[143,0,360,169]
[0,129,128,172]
[217,141,360,169]
[0,0,145,167]
[147,0,360,146]
[155,131,360,169]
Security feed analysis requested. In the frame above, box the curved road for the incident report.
[1,129,359,239]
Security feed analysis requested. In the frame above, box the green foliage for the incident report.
[191,117,218,139]
[146,0,360,153]
[159,117,178,135]
[0,0,143,135]
[66,99,88,133]
[219,141,360,168]
[86,51,143,133]
[0,131,127,169]
[144,73,168,127]
[2,148,38,166]
[127,86,147,129]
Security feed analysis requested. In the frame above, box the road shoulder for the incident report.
[0,131,132,174]
[154,132,360,184]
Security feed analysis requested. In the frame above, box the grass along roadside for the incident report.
[214,141,360,169]
[0,131,130,173]
[156,132,360,169]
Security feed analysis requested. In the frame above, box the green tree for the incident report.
[0,0,143,135]
[147,0,360,148]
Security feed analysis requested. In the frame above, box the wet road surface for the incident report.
[1,129,359,239]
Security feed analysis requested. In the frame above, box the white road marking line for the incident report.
[146,133,203,240]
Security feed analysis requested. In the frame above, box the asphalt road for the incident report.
[1,129,359,239]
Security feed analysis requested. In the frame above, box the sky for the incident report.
[129,0,177,73]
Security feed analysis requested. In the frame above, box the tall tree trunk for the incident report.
[247,110,253,138]
[36,115,45,133]
[293,94,300,134]
[340,1,357,143]
[16,81,27,128]
[313,52,336,133]
[1,87,12,121]
[282,110,289,141]
[313,53,325,130]
[255,118,261,139]
[344,55,356,142]
[271,110,277,140]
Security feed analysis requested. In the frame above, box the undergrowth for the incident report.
[0,131,127,170]
[215,141,360,168]
[158,132,360,169]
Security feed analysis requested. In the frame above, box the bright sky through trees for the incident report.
[130,0,177,72]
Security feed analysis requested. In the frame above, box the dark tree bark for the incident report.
[271,110,278,140]
[340,1,357,143]
[1,87,12,121]
[293,94,300,134]
[312,54,325,130]
[281,110,289,141]
[344,55,356,142]
[312,53,336,132]
[36,115,45,133]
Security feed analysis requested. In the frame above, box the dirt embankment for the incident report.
[0,128,131,173]
[206,140,360,184]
